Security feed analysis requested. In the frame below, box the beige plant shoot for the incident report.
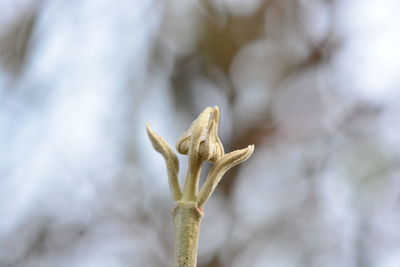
[146,106,254,267]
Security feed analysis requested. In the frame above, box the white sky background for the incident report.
[0,0,173,266]
[335,0,400,102]
[1,0,400,266]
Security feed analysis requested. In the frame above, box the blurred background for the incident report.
[1,0,400,266]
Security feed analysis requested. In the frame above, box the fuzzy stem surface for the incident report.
[174,201,203,267]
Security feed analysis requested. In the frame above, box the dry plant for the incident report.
[146,106,254,267]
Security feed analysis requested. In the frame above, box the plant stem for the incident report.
[147,106,254,267]
[174,201,203,267]
[182,160,201,201]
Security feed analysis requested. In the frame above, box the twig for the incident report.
[147,106,254,267]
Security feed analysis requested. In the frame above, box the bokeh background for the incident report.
[1,0,400,266]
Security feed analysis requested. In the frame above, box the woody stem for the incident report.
[174,201,203,267]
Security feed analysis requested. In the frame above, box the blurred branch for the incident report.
[0,5,38,77]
